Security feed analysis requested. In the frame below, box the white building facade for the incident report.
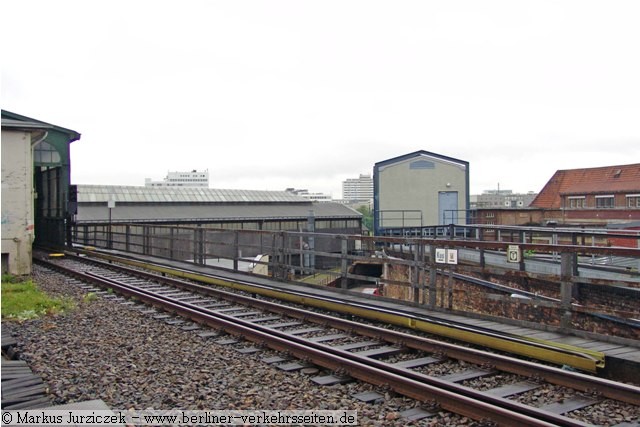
[1,127,36,275]
[471,189,537,209]
[342,174,373,201]
[145,170,209,188]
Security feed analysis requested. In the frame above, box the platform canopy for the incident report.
[78,185,307,204]
[75,185,361,224]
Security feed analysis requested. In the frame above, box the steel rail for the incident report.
[39,255,639,406]
[40,259,600,426]
[64,249,607,371]
[82,269,586,427]
[108,260,640,404]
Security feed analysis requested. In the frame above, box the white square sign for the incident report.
[447,249,458,265]
[507,245,521,263]
[436,248,458,264]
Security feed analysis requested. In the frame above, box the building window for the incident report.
[34,141,62,165]
[595,195,615,208]
[485,212,495,218]
[410,160,435,169]
[346,219,360,228]
[627,195,640,208]
[568,196,586,209]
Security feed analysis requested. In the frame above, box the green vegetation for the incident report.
[1,276,74,321]
[356,205,374,232]
[83,292,98,303]
[2,274,22,284]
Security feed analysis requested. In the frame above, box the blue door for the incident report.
[438,191,458,224]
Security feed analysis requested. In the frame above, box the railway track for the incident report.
[36,254,640,426]
[60,249,613,373]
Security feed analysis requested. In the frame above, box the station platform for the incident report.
[76,249,640,381]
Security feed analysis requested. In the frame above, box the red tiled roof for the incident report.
[530,164,640,209]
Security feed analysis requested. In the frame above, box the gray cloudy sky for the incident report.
[3,0,639,198]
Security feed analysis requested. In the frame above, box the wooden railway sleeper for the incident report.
[40,258,640,425]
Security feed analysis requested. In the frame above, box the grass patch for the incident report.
[1,277,75,321]
[83,292,98,303]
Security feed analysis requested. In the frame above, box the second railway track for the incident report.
[35,253,640,427]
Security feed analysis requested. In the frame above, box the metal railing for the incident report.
[70,222,640,338]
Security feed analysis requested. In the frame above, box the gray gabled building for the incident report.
[373,150,470,235]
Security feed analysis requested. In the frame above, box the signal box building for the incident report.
[373,150,470,235]
[1,110,80,275]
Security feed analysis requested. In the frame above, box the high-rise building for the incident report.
[342,174,373,201]
[145,170,209,188]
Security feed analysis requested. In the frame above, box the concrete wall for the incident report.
[1,130,34,275]
[377,153,468,227]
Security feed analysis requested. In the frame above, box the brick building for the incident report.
[530,163,640,227]
[474,164,640,229]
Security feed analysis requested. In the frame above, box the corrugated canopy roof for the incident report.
[77,199,361,222]
[77,185,308,204]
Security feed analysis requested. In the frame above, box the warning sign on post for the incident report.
[507,245,521,263]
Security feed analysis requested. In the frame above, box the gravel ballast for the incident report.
[7,265,637,426]
[3,266,480,426]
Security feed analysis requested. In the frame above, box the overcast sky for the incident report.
[3,1,639,198]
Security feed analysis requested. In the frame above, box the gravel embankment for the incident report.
[3,266,481,426]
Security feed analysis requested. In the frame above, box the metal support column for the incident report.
[560,252,574,329]
[429,245,437,308]
[571,234,579,277]
[307,210,316,273]
[341,237,348,289]
[169,227,174,260]
[413,243,420,304]
[194,226,205,265]
[278,232,286,280]
[192,228,198,264]
[478,227,486,270]
[233,231,239,271]
[446,266,454,309]
[125,225,131,252]
[143,225,150,256]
